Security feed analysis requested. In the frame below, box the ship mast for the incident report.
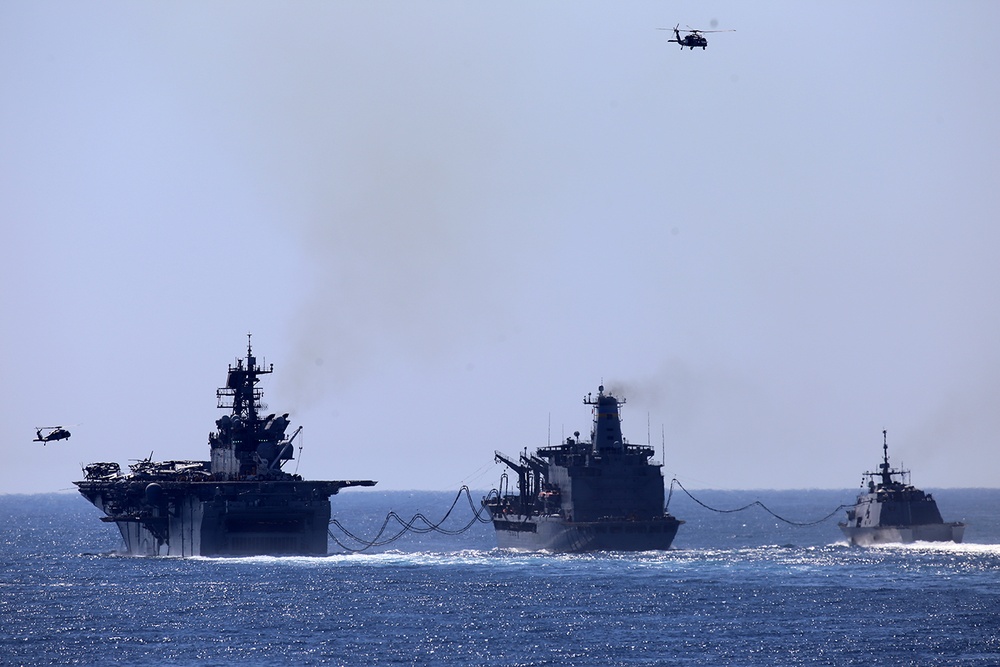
[861,429,909,491]
[879,429,892,487]
[585,385,625,453]
[211,333,277,478]
[220,334,273,442]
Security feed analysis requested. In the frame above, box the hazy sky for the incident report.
[3,2,998,495]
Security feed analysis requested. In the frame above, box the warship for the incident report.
[839,430,964,546]
[483,385,683,552]
[75,336,376,556]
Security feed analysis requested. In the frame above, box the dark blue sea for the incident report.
[2,488,999,666]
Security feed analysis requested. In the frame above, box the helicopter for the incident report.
[658,24,734,50]
[34,426,71,444]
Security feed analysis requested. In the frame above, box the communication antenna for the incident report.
[661,425,666,466]
[294,432,304,475]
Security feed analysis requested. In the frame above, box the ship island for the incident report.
[75,336,376,556]
[483,385,683,552]
[839,430,964,546]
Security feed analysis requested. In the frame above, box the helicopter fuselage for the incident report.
[670,32,708,50]
[35,427,71,443]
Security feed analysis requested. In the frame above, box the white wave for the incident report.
[859,541,1000,556]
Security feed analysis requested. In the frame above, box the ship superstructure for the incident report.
[75,336,375,556]
[839,430,964,546]
[483,385,682,552]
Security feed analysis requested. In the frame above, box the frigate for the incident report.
[839,430,964,546]
[483,385,683,552]
[75,336,376,556]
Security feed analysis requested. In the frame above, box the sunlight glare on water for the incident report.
[3,491,999,666]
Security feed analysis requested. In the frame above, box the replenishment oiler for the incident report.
[75,336,375,556]
[483,385,683,552]
[839,430,964,546]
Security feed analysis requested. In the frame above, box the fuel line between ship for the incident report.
[666,477,853,527]
[327,485,494,552]
[327,480,852,552]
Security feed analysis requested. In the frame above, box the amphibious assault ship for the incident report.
[483,385,683,552]
[839,430,964,546]
[75,336,376,556]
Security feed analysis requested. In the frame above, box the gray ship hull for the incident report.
[839,431,965,548]
[78,480,344,557]
[839,521,965,547]
[492,514,681,552]
[486,384,684,553]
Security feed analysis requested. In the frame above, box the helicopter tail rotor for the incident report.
[658,23,683,46]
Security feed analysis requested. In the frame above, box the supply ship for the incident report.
[483,385,683,552]
[75,336,376,556]
[839,430,964,546]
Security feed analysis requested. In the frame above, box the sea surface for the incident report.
[2,488,998,666]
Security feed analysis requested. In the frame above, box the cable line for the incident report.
[667,478,852,527]
[328,485,494,553]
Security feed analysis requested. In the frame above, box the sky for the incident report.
[2,2,999,495]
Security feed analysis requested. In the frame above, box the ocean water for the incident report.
[2,488,998,666]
